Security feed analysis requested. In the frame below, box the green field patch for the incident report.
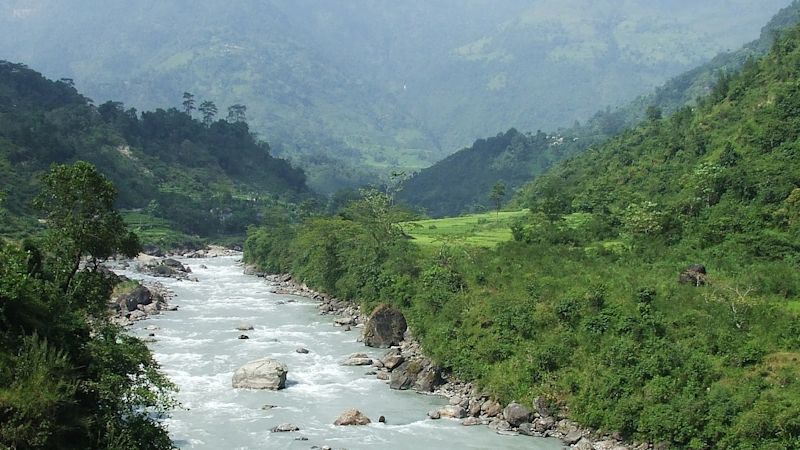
[122,211,203,249]
[403,210,527,248]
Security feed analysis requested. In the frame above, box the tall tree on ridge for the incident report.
[182,92,195,116]
[199,100,217,126]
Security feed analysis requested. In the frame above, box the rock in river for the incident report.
[271,423,299,432]
[363,304,407,348]
[232,358,288,390]
[333,408,371,426]
[117,285,153,312]
[340,352,373,366]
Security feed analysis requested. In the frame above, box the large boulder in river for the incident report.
[232,358,288,390]
[333,408,371,426]
[363,304,407,348]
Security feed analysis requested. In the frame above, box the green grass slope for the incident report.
[403,210,527,249]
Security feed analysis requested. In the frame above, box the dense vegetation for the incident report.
[245,23,800,448]
[0,0,788,192]
[0,61,310,245]
[400,0,800,217]
[0,162,174,449]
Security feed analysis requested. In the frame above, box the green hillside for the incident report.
[0,61,310,243]
[0,0,789,192]
[400,0,800,217]
[245,22,800,448]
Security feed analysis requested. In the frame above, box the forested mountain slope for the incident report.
[0,0,788,191]
[399,0,800,217]
[245,22,800,449]
[0,61,309,238]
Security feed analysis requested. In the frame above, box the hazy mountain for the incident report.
[398,1,800,217]
[0,0,790,191]
[0,61,309,237]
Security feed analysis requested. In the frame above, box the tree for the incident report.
[386,170,408,206]
[341,188,412,248]
[182,92,195,116]
[33,162,141,293]
[198,100,217,126]
[227,103,247,123]
[646,105,663,121]
[490,182,506,218]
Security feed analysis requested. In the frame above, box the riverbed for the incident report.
[126,256,564,449]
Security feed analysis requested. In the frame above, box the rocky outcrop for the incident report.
[679,264,707,286]
[133,257,198,282]
[232,358,288,390]
[389,358,442,392]
[333,408,371,426]
[503,402,532,427]
[117,285,153,312]
[363,304,407,348]
[110,281,172,326]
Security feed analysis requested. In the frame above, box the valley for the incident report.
[2,2,800,449]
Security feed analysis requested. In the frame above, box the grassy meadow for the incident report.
[402,210,527,249]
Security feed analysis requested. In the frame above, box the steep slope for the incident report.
[246,23,800,449]
[0,61,309,238]
[397,128,581,217]
[522,23,800,258]
[400,0,800,217]
[0,0,788,192]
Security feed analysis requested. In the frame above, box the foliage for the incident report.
[0,61,311,244]
[0,164,174,449]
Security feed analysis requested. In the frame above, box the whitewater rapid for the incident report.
[126,256,563,449]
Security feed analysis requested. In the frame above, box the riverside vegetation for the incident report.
[0,162,175,449]
[244,24,800,449]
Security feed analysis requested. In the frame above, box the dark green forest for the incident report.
[245,23,800,448]
[399,0,800,217]
[0,61,310,245]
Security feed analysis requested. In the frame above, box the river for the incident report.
[126,256,564,449]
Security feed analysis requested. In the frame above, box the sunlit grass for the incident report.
[402,210,527,248]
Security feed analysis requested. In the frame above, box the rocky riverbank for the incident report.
[108,277,176,327]
[249,267,653,450]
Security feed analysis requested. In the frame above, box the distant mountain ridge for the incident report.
[0,61,309,237]
[398,0,800,217]
[0,0,789,192]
